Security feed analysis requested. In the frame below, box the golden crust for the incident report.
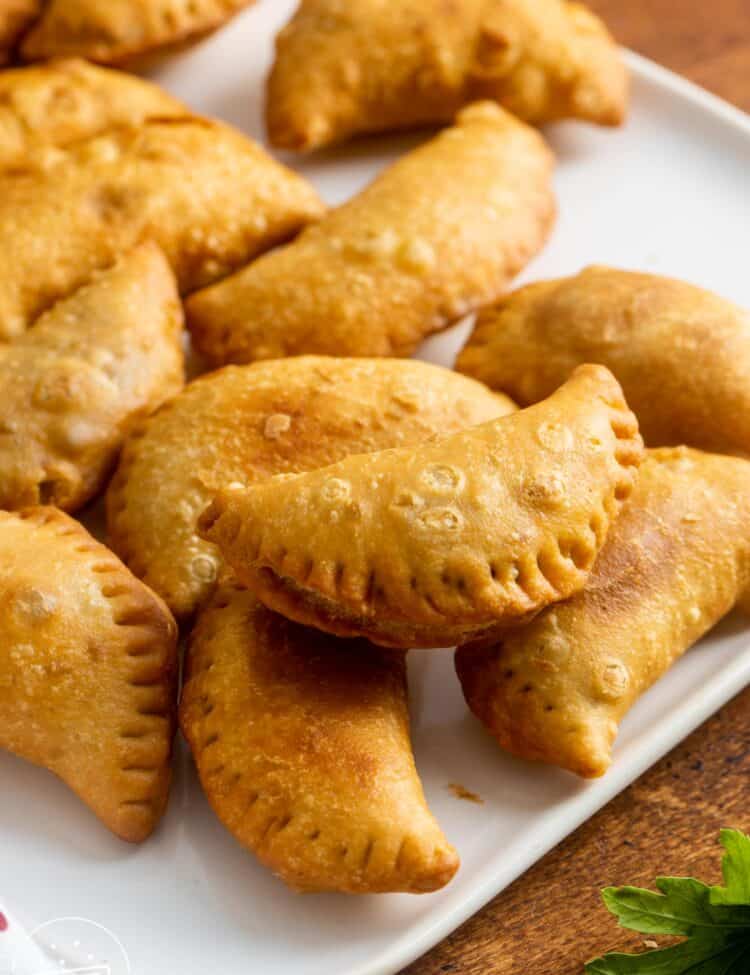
[21,0,255,65]
[180,579,459,893]
[456,266,750,456]
[456,447,750,777]
[0,506,178,841]
[0,0,40,63]
[187,103,555,367]
[0,59,187,169]
[107,356,514,617]
[200,365,644,649]
[0,243,184,512]
[266,0,627,152]
[0,117,324,340]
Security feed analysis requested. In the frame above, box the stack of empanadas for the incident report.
[1,0,747,906]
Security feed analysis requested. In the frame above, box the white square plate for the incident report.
[2,4,749,974]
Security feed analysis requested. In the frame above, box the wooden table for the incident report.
[403,4,750,972]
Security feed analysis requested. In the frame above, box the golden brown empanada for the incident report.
[200,365,643,649]
[267,0,627,151]
[0,117,323,340]
[181,578,459,893]
[0,506,177,840]
[456,447,750,778]
[21,0,254,65]
[457,266,750,456]
[0,0,40,63]
[0,59,186,169]
[187,103,555,367]
[107,356,514,617]
[0,242,183,512]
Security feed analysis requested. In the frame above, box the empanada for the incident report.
[456,447,750,778]
[0,117,323,340]
[200,365,644,649]
[267,0,627,151]
[0,506,177,840]
[107,356,514,617]
[21,0,254,65]
[181,579,459,893]
[457,266,750,456]
[0,0,39,63]
[187,103,555,367]
[0,243,183,512]
[0,59,186,170]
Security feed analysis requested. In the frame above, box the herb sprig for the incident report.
[586,829,750,974]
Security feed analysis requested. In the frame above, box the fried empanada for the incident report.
[0,59,186,170]
[0,243,183,512]
[456,447,750,777]
[0,506,177,840]
[457,266,750,456]
[0,117,323,340]
[20,0,254,65]
[0,0,40,63]
[187,103,555,367]
[267,0,627,151]
[107,356,514,617]
[181,579,459,893]
[200,365,643,649]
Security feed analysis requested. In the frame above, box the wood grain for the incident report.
[403,4,750,972]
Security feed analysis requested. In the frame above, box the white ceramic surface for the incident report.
[2,3,749,974]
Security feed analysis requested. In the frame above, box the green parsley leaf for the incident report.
[586,934,750,974]
[711,830,750,907]
[585,830,750,975]
[602,879,750,936]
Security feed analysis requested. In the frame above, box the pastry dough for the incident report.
[21,0,255,65]
[456,447,750,777]
[200,365,643,648]
[0,117,323,340]
[0,243,184,512]
[181,579,459,892]
[107,356,514,617]
[267,0,627,151]
[0,506,177,841]
[0,0,40,63]
[187,103,555,367]
[0,59,186,170]
[457,266,750,456]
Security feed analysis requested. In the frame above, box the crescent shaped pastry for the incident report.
[107,356,514,617]
[181,579,459,893]
[199,365,644,649]
[0,506,178,841]
[0,59,187,170]
[0,0,40,63]
[20,0,255,65]
[0,243,184,512]
[267,0,626,152]
[186,103,555,367]
[456,266,750,456]
[0,117,323,340]
[455,447,750,778]
[268,0,627,152]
